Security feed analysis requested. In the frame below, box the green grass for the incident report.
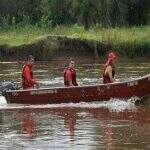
[0,25,150,58]
[0,25,149,46]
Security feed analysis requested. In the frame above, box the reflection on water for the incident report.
[1,104,150,149]
[0,60,150,149]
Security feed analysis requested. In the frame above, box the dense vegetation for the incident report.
[0,0,150,30]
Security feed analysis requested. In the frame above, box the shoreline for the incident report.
[0,26,150,61]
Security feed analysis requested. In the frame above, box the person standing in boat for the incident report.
[22,55,38,89]
[102,52,117,84]
[64,60,78,86]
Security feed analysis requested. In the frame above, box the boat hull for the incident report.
[5,75,150,104]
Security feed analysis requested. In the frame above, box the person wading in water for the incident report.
[102,52,117,84]
[64,60,78,86]
[22,55,39,89]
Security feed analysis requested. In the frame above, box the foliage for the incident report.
[0,0,149,30]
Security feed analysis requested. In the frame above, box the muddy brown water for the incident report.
[0,60,150,149]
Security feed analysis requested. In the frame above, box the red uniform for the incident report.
[102,52,116,84]
[64,67,78,86]
[22,64,37,89]
[103,63,115,84]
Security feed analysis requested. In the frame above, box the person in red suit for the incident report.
[22,55,38,89]
[103,52,117,84]
[64,60,78,86]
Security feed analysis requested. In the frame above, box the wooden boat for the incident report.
[4,75,150,104]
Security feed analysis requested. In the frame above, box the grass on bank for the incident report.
[0,25,150,58]
[0,25,150,47]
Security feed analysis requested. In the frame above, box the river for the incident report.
[0,60,150,150]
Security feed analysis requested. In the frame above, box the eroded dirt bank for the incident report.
[0,35,149,61]
[0,36,97,61]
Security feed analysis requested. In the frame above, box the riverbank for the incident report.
[0,25,150,61]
